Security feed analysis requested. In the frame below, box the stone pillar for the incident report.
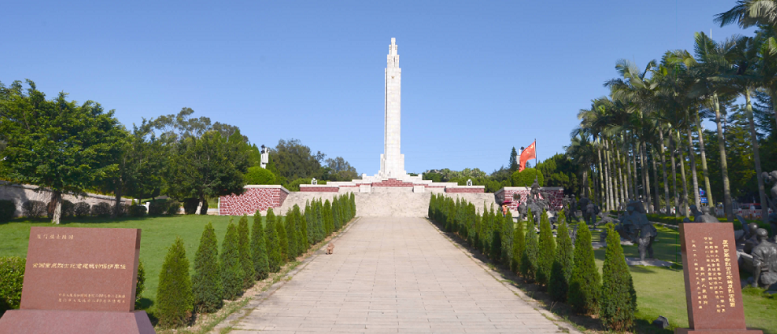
[379,38,406,178]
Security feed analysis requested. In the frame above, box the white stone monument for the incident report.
[378,38,407,179]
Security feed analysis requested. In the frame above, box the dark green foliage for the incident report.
[265,208,282,272]
[305,201,314,244]
[276,215,289,262]
[193,223,223,313]
[91,202,111,217]
[599,224,637,331]
[0,200,14,222]
[0,257,25,315]
[295,205,309,249]
[520,211,539,281]
[323,200,333,236]
[536,210,555,286]
[251,211,270,280]
[22,200,46,218]
[548,212,573,302]
[134,260,146,310]
[332,200,341,231]
[165,201,181,215]
[148,199,170,216]
[349,193,356,218]
[501,211,514,265]
[128,205,147,217]
[220,222,245,300]
[156,237,193,329]
[511,168,544,187]
[284,209,298,259]
[568,222,600,315]
[61,200,75,218]
[244,166,276,185]
[74,202,90,217]
[315,201,324,242]
[489,211,503,262]
[237,215,255,289]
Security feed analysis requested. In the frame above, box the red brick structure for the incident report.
[495,187,565,211]
[218,185,290,216]
[445,187,486,193]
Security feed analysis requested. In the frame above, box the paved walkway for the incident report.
[232,217,568,333]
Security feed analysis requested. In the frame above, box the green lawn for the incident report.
[0,214,266,317]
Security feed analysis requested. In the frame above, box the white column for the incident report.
[380,37,406,178]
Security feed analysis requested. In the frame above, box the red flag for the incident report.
[519,141,536,172]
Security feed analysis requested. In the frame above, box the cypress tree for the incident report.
[237,215,255,289]
[324,200,333,236]
[511,217,525,274]
[502,210,514,266]
[193,223,223,313]
[220,222,244,300]
[251,210,269,280]
[277,214,289,262]
[265,208,282,272]
[285,210,298,260]
[315,200,324,241]
[520,209,538,281]
[304,201,314,244]
[349,192,355,218]
[490,211,503,262]
[295,204,309,250]
[568,221,600,315]
[599,223,637,331]
[536,210,555,286]
[332,200,341,231]
[428,193,434,219]
[548,212,573,302]
[157,237,193,328]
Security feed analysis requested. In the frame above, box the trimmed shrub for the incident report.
[0,200,15,222]
[0,257,25,315]
[548,212,573,302]
[61,200,75,218]
[113,203,129,217]
[237,215,255,289]
[165,201,181,215]
[276,215,289,262]
[193,223,223,313]
[22,200,47,218]
[536,210,555,286]
[599,223,637,331]
[91,202,111,217]
[284,210,298,259]
[220,222,245,300]
[265,208,282,272]
[520,210,539,280]
[511,168,544,187]
[349,193,355,218]
[489,212,503,262]
[568,222,600,315]
[74,202,91,217]
[156,237,193,329]
[501,211,514,265]
[148,200,168,216]
[244,166,276,185]
[295,205,309,252]
[332,200,341,232]
[183,198,199,215]
[128,205,147,217]
[135,260,146,310]
[251,211,270,280]
[323,200,333,236]
[511,218,525,274]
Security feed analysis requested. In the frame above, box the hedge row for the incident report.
[0,199,182,221]
[428,194,636,331]
[155,193,356,329]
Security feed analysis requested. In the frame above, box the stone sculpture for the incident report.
[696,206,719,222]
[750,228,777,289]
[618,201,657,261]
[762,170,777,237]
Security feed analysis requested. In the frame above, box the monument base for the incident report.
[0,309,155,334]
[675,329,763,334]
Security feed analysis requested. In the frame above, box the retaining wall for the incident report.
[0,182,132,218]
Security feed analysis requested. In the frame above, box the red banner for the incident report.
[519,141,536,172]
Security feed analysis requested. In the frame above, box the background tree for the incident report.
[193,223,223,313]
[156,237,193,329]
[509,147,519,172]
[0,80,124,223]
[512,168,544,187]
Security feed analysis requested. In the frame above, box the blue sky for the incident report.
[1,1,752,176]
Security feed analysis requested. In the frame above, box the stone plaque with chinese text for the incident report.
[19,227,141,312]
[677,223,761,334]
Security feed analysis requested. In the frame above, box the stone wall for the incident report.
[0,182,132,218]
[218,185,290,216]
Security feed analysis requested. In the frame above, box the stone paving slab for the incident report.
[230,217,572,333]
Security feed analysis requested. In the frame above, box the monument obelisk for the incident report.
[379,38,407,178]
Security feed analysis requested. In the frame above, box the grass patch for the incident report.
[0,214,269,319]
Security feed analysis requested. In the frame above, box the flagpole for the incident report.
[535,138,537,165]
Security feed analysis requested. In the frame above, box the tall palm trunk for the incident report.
[659,126,671,214]
[597,138,605,206]
[632,140,639,200]
[669,131,679,217]
[686,125,701,208]
[677,130,690,217]
[713,93,733,219]
[651,147,661,211]
[604,140,614,211]
[616,147,626,204]
[581,169,589,198]
[745,89,768,225]
[623,134,634,199]
[696,113,715,207]
[641,141,652,212]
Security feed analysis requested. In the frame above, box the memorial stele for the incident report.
[363,37,422,182]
